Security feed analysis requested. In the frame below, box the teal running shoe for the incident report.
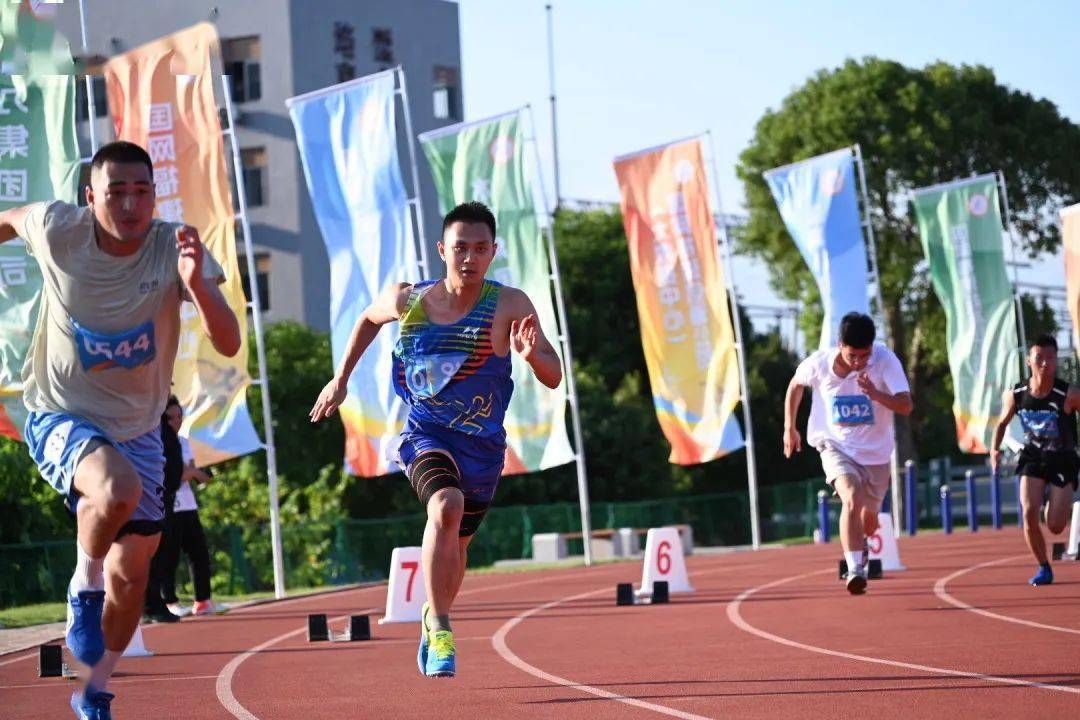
[425,630,456,678]
[417,602,430,674]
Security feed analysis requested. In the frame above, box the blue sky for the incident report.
[457,0,1078,322]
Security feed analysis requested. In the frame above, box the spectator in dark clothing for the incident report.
[144,396,184,623]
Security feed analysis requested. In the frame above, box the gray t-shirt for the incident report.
[20,201,223,441]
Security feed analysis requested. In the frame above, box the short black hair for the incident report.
[838,312,876,349]
[91,141,153,178]
[442,201,496,240]
[166,395,181,409]
[1029,334,1058,351]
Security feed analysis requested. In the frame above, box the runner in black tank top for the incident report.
[990,334,1080,586]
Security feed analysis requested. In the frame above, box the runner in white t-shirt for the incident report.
[783,312,913,595]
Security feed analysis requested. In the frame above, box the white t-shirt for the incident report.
[794,343,910,465]
[173,436,199,512]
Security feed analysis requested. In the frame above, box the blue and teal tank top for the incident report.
[392,280,514,440]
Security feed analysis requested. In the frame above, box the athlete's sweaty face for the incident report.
[1027,344,1057,380]
[838,343,873,372]
[440,221,496,286]
[86,160,156,244]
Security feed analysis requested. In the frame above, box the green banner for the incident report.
[913,174,1019,453]
[0,2,79,439]
[419,110,574,474]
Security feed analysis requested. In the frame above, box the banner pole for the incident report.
[76,0,99,153]
[854,144,902,537]
[221,74,286,599]
[544,3,562,208]
[395,67,431,279]
[997,170,1028,375]
[525,105,592,565]
[705,131,761,550]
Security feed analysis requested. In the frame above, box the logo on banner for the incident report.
[969,194,989,217]
[673,160,695,186]
[490,135,513,165]
[823,168,845,196]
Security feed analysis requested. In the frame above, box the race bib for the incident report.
[404,352,467,399]
[73,319,156,372]
[832,394,874,426]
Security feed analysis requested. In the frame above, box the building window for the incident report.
[240,147,267,208]
[433,66,459,121]
[223,36,262,103]
[238,252,271,311]
[75,76,108,120]
[372,27,394,66]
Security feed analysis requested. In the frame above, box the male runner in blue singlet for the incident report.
[310,201,563,677]
[990,334,1080,586]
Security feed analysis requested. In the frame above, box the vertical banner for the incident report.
[0,1,79,440]
[913,174,1019,453]
[1063,204,1080,353]
[103,23,260,464]
[613,138,744,465]
[419,110,574,474]
[763,148,870,349]
[287,71,418,476]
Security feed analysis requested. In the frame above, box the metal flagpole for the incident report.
[221,74,286,599]
[997,170,1028,378]
[705,131,761,550]
[544,3,562,208]
[524,104,592,564]
[76,0,99,153]
[394,66,431,279]
[853,144,902,538]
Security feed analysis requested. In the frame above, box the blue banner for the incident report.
[763,148,870,349]
[287,70,419,476]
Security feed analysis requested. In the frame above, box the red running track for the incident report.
[2,530,1078,719]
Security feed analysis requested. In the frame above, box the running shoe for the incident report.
[192,600,217,616]
[845,571,867,595]
[425,630,456,678]
[166,602,191,618]
[417,602,430,675]
[70,686,113,720]
[66,582,105,667]
[1029,564,1054,586]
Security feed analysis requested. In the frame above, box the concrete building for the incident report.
[54,0,462,329]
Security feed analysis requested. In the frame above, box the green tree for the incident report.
[737,58,1080,461]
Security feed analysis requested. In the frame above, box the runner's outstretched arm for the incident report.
[309,281,412,421]
[989,389,1019,471]
[783,377,805,458]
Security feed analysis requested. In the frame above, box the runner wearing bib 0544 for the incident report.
[0,141,239,720]
[783,312,913,596]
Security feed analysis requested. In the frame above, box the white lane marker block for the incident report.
[378,546,427,624]
[869,512,905,571]
[123,624,153,657]
[1066,501,1080,558]
[638,527,693,596]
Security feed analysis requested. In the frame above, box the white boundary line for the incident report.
[933,554,1080,636]
[727,568,1080,695]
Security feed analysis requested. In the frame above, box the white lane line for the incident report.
[0,651,36,668]
[727,568,1080,695]
[933,554,1080,636]
[491,565,742,720]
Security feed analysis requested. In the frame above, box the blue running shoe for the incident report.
[66,584,105,667]
[417,601,430,675]
[70,686,114,720]
[1029,564,1054,586]
[425,630,456,678]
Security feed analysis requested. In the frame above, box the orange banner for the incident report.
[613,138,743,465]
[1063,204,1080,354]
[103,23,259,464]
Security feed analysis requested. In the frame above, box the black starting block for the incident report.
[307,613,329,642]
[1052,542,1066,561]
[38,644,62,678]
[616,582,635,606]
[651,581,669,604]
[839,558,883,580]
[346,614,370,641]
